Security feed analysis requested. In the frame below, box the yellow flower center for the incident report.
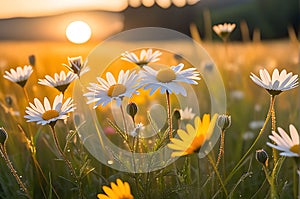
[42,110,59,121]
[107,84,126,97]
[290,144,300,154]
[156,68,176,83]
[185,134,205,154]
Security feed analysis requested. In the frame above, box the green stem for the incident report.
[293,164,297,199]
[207,154,228,197]
[0,145,32,199]
[49,125,77,178]
[23,87,30,103]
[121,106,140,196]
[225,96,275,184]
[166,91,172,139]
[120,104,128,137]
[270,95,278,163]
[262,165,272,186]
[22,87,36,155]
[50,125,84,198]
[197,157,201,198]
[216,130,225,168]
[185,156,191,184]
[262,165,278,198]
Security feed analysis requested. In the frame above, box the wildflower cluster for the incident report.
[1,34,299,199]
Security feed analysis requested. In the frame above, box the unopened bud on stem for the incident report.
[126,102,138,119]
[217,114,231,131]
[256,149,269,167]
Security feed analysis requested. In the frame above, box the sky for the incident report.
[0,0,298,41]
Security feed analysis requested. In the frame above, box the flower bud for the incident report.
[5,96,13,107]
[28,54,36,67]
[217,114,231,131]
[256,149,269,167]
[126,102,138,118]
[0,128,8,145]
[173,109,181,120]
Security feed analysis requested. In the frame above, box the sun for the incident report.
[66,21,92,44]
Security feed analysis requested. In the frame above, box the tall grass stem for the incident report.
[225,96,275,184]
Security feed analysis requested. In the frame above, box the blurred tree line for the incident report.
[124,0,299,41]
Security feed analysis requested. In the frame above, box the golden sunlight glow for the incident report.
[173,0,186,7]
[66,21,92,44]
[156,0,172,9]
[142,0,155,7]
[128,0,142,7]
[0,0,201,19]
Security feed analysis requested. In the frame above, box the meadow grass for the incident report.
[0,39,299,198]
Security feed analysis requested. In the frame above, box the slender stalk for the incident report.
[132,118,137,153]
[120,104,128,140]
[120,105,140,196]
[270,95,278,163]
[18,125,59,198]
[225,96,275,184]
[197,157,201,198]
[166,91,172,139]
[294,164,297,199]
[0,145,31,199]
[207,154,228,197]
[216,130,225,168]
[22,89,54,197]
[262,165,278,199]
[49,125,77,178]
[185,156,191,184]
[23,87,30,103]
[262,166,271,186]
[22,87,35,150]
[50,125,84,198]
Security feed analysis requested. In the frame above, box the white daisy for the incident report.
[213,23,236,40]
[24,94,75,125]
[63,56,89,77]
[3,65,33,87]
[121,49,162,67]
[84,70,139,108]
[250,68,298,96]
[38,71,78,93]
[179,107,195,120]
[139,63,200,96]
[267,124,300,157]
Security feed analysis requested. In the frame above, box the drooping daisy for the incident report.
[97,179,134,199]
[267,124,299,157]
[250,68,298,96]
[3,65,33,87]
[24,94,75,126]
[139,63,200,96]
[179,107,195,120]
[63,56,89,77]
[167,114,218,157]
[213,23,236,41]
[84,70,139,108]
[38,71,78,93]
[121,49,162,67]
